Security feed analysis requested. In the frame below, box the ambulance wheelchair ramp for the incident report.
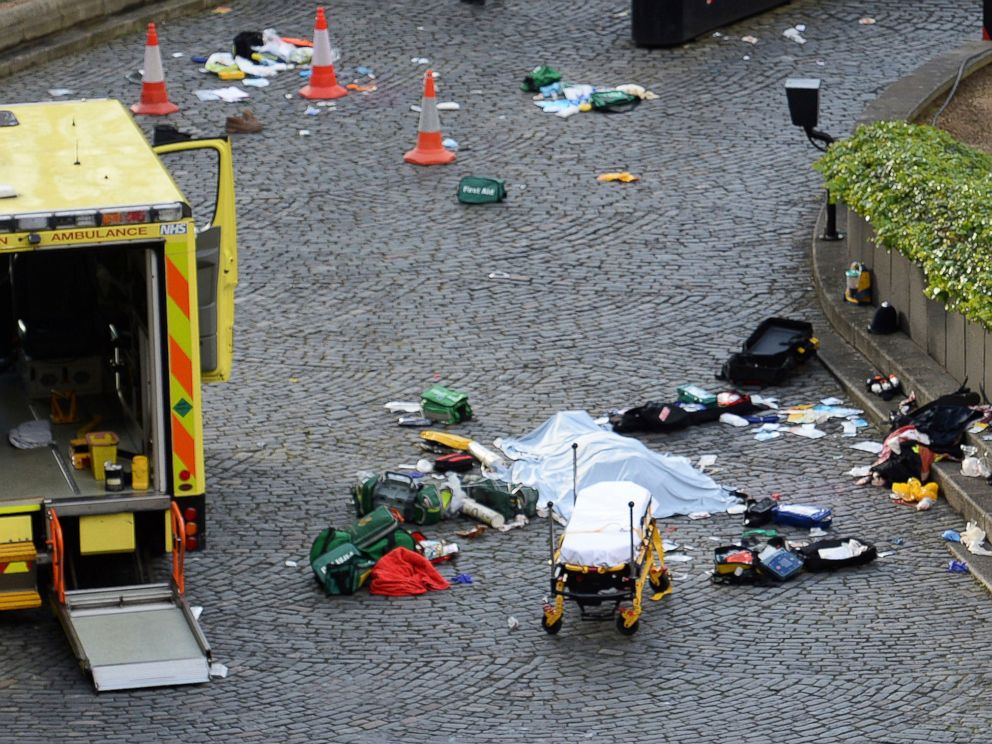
[57,583,211,691]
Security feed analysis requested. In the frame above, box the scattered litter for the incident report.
[751,395,779,409]
[410,104,422,113]
[597,172,639,183]
[741,35,758,45]
[411,57,430,64]
[961,521,992,556]
[398,416,431,427]
[743,55,750,61]
[442,137,459,151]
[665,554,693,563]
[859,17,876,25]
[456,526,486,539]
[961,456,991,478]
[821,397,843,406]
[385,401,422,414]
[697,454,717,471]
[451,573,473,584]
[788,424,827,439]
[209,662,229,678]
[48,88,73,97]
[172,52,185,58]
[783,27,807,44]
[195,87,250,102]
[849,418,869,428]
[191,606,203,620]
[305,106,321,116]
[662,540,679,551]
[242,77,269,88]
[356,65,374,76]
[488,271,531,282]
[284,560,298,568]
[437,102,460,111]
[842,421,858,437]
[299,130,311,136]
[726,503,747,515]
[891,537,904,545]
[497,514,529,532]
[850,441,884,454]
[947,560,970,574]
[847,465,872,477]
[212,6,232,13]
[720,413,749,427]
[796,24,806,31]
[809,527,829,537]
[942,529,961,542]
[507,616,520,630]
[755,430,782,442]
[877,551,894,558]
[672,573,689,581]
[687,512,711,520]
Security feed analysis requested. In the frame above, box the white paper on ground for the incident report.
[842,421,858,437]
[698,455,717,470]
[789,424,827,439]
[850,441,884,454]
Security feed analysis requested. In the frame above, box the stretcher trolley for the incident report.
[541,481,672,636]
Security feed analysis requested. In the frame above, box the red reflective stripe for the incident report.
[165,257,190,319]
[169,336,194,398]
[171,413,196,477]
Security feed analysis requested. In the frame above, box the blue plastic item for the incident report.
[772,504,833,529]
[942,530,961,542]
[948,560,969,574]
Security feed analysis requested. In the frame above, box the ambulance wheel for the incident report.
[649,570,671,593]
[542,614,563,635]
[616,616,639,636]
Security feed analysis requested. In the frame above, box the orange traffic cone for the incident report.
[404,70,455,166]
[299,7,347,100]
[131,22,179,116]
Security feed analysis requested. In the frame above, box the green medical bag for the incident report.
[420,385,473,424]
[457,177,506,204]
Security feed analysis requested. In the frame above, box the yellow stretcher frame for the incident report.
[542,514,672,635]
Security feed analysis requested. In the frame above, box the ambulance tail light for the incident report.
[152,202,185,222]
[52,210,98,228]
[14,212,50,231]
[183,506,200,551]
[100,207,150,226]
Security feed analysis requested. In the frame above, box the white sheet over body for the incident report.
[559,481,654,567]
[495,411,736,520]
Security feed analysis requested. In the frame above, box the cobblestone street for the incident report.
[2,1,991,741]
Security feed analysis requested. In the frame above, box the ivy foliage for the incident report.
[814,120,992,328]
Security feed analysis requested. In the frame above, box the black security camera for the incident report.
[785,78,820,131]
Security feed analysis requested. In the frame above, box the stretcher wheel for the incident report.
[616,616,639,636]
[541,614,563,635]
[649,570,671,593]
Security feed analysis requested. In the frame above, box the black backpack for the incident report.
[612,402,690,433]
[888,384,982,456]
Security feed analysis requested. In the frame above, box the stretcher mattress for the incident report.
[559,481,655,567]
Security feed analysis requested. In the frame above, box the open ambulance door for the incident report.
[153,138,238,383]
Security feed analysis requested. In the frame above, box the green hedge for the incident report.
[814,120,992,328]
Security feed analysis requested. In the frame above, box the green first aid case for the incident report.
[457,177,506,204]
[421,385,473,424]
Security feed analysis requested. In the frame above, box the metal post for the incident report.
[571,442,578,508]
[628,501,636,579]
[985,0,991,39]
[822,190,843,241]
[548,501,556,587]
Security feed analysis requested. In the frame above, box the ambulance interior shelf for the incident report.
[0,245,163,501]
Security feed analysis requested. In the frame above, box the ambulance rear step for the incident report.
[57,582,211,692]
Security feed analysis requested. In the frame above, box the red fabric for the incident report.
[370,547,450,596]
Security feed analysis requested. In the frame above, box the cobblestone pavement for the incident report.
[2,1,991,742]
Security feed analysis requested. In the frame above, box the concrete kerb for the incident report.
[0,0,215,80]
[813,199,992,597]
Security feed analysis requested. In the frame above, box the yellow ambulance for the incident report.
[0,99,237,690]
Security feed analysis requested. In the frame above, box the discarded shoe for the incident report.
[225,109,263,134]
